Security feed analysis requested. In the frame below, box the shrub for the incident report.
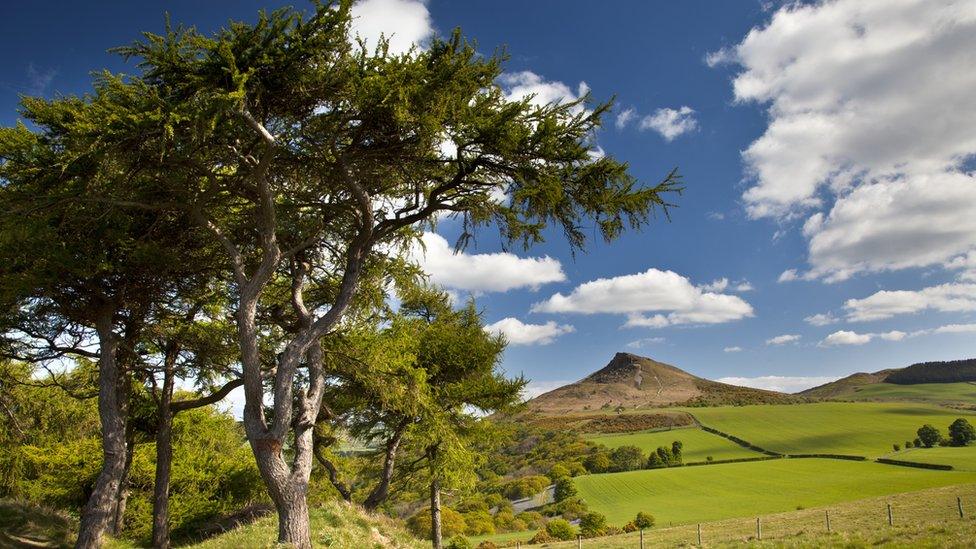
[501,475,549,500]
[529,530,556,544]
[476,542,498,549]
[949,418,976,446]
[553,476,577,502]
[545,518,577,541]
[407,507,467,539]
[463,511,496,536]
[622,521,638,533]
[517,511,545,530]
[917,424,942,448]
[548,464,571,481]
[579,512,607,537]
[671,441,683,464]
[634,511,655,529]
[583,452,611,474]
[893,443,901,452]
[609,445,645,472]
[905,440,913,448]
[447,535,472,549]
[914,437,922,447]
[706,455,714,462]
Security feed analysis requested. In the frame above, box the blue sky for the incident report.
[3,1,976,397]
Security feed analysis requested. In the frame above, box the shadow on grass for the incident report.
[0,499,74,548]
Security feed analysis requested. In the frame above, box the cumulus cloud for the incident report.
[484,318,574,346]
[615,107,636,129]
[531,268,754,328]
[499,71,589,113]
[412,233,565,293]
[819,329,906,346]
[626,337,666,349]
[521,379,572,401]
[723,346,743,353]
[716,375,839,393]
[350,0,434,55]
[804,313,837,326]
[843,283,976,322]
[765,334,800,346]
[778,269,799,283]
[716,0,976,280]
[639,106,698,141]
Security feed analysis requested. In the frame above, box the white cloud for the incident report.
[723,346,743,353]
[350,0,434,55]
[531,268,754,328]
[484,318,574,346]
[778,269,799,283]
[412,233,565,293]
[521,379,572,401]
[717,0,976,279]
[700,278,729,292]
[639,106,698,141]
[615,107,636,129]
[707,211,725,221]
[879,330,907,341]
[716,375,839,393]
[766,334,800,346]
[804,312,837,326]
[499,71,589,113]
[734,280,755,292]
[843,283,976,322]
[626,337,666,349]
[821,330,872,346]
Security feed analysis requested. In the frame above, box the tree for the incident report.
[893,443,901,452]
[949,418,976,446]
[634,511,655,530]
[671,440,683,464]
[609,445,645,472]
[584,452,612,473]
[917,424,942,448]
[79,4,681,546]
[553,476,577,502]
[545,519,577,541]
[579,512,607,538]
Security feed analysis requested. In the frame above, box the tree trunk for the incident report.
[277,489,311,548]
[429,478,442,549]
[110,425,135,537]
[76,312,126,549]
[151,362,175,549]
[362,420,408,511]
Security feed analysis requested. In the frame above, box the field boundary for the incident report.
[696,423,783,456]
[876,457,954,470]
[787,453,867,461]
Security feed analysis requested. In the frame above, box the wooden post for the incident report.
[756,517,762,540]
[640,528,644,549]
[825,509,831,532]
[577,533,582,548]
[697,523,702,546]
[887,503,893,526]
[516,543,520,549]
[959,496,965,519]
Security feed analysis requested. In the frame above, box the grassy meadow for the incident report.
[684,402,976,457]
[572,458,976,526]
[895,446,976,471]
[585,426,761,462]
[842,382,976,404]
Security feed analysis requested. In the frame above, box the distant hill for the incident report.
[526,352,802,414]
[801,358,976,402]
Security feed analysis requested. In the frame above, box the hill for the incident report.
[526,352,801,414]
[801,358,976,402]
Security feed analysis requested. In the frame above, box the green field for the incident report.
[845,382,976,404]
[572,458,976,526]
[896,446,976,472]
[685,402,976,457]
[586,426,760,462]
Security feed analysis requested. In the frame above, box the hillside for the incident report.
[801,358,976,402]
[526,352,801,414]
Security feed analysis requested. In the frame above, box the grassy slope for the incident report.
[894,446,976,471]
[585,426,761,462]
[842,382,976,404]
[540,483,976,548]
[572,458,976,526]
[0,499,424,549]
[684,402,976,457]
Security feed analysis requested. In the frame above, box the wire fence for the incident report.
[511,484,976,548]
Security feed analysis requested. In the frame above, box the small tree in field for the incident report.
[949,418,976,446]
[579,512,607,537]
[671,440,683,464]
[893,443,900,452]
[634,511,655,530]
[905,440,913,448]
[554,476,577,502]
[917,424,942,448]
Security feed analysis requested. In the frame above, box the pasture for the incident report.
[843,382,976,404]
[572,458,976,526]
[684,402,976,457]
[585,426,760,462]
[897,446,976,472]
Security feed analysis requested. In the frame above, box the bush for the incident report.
[583,452,611,473]
[463,511,495,536]
[706,455,713,462]
[949,418,976,446]
[914,437,922,447]
[905,440,913,448]
[547,464,570,481]
[609,445,645,472]
[545,518,577,541]
[517,511,545,530]
[917,424,942,448]
[407,507,467,539]
[447,535,472,549]
[476,542,498,549]
[893,443,901,452]
[634,511,655,529]
[622,521,638,533]
[553,476,577,502]
[501,475,550,500]
[579,512,607,537]
[529,530,556,544]
[671,441,683,463]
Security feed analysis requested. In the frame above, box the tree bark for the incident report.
[429,477,442,549]
[76,310,127,549]
[151,359,176,549]
[362,419,409,511]
[110,425,136,537]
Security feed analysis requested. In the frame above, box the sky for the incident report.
[3,0,976,400]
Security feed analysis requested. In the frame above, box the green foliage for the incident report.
[949,418,976,446]
[553,476,577,502]
[407,506,467,539]
[918,424,942,448]
[893,444,901,452]
[583,451,612,474]
[634,511,655,529]
[501,475,549,500]
[906,440,914,448]
[447,535,472,549]
[608,445,644,472]
[544,518,577,541]
[671,440,683,463]
[579,511,607,537]
[462,511,495,536]
[547,464,570,481]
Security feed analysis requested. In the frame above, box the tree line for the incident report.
[0,3,681,548]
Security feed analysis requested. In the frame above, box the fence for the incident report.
[508,484,976,548]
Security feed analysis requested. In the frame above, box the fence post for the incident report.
[825,509,831,532]
[516,543,520,549]
[959,496,965,519]
[577,533,582,549]
[697,523,702,546]
[756,517,762,540]
[887,503,893,526]
[640,528,644,549]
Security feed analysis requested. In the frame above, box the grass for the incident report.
[844,382,976,404]
[683,402,976,457]
[893,445,976,471]
[0,499,424,549]
[536,483,976,548]
[585,426,761,462]
[572,458,976,526]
